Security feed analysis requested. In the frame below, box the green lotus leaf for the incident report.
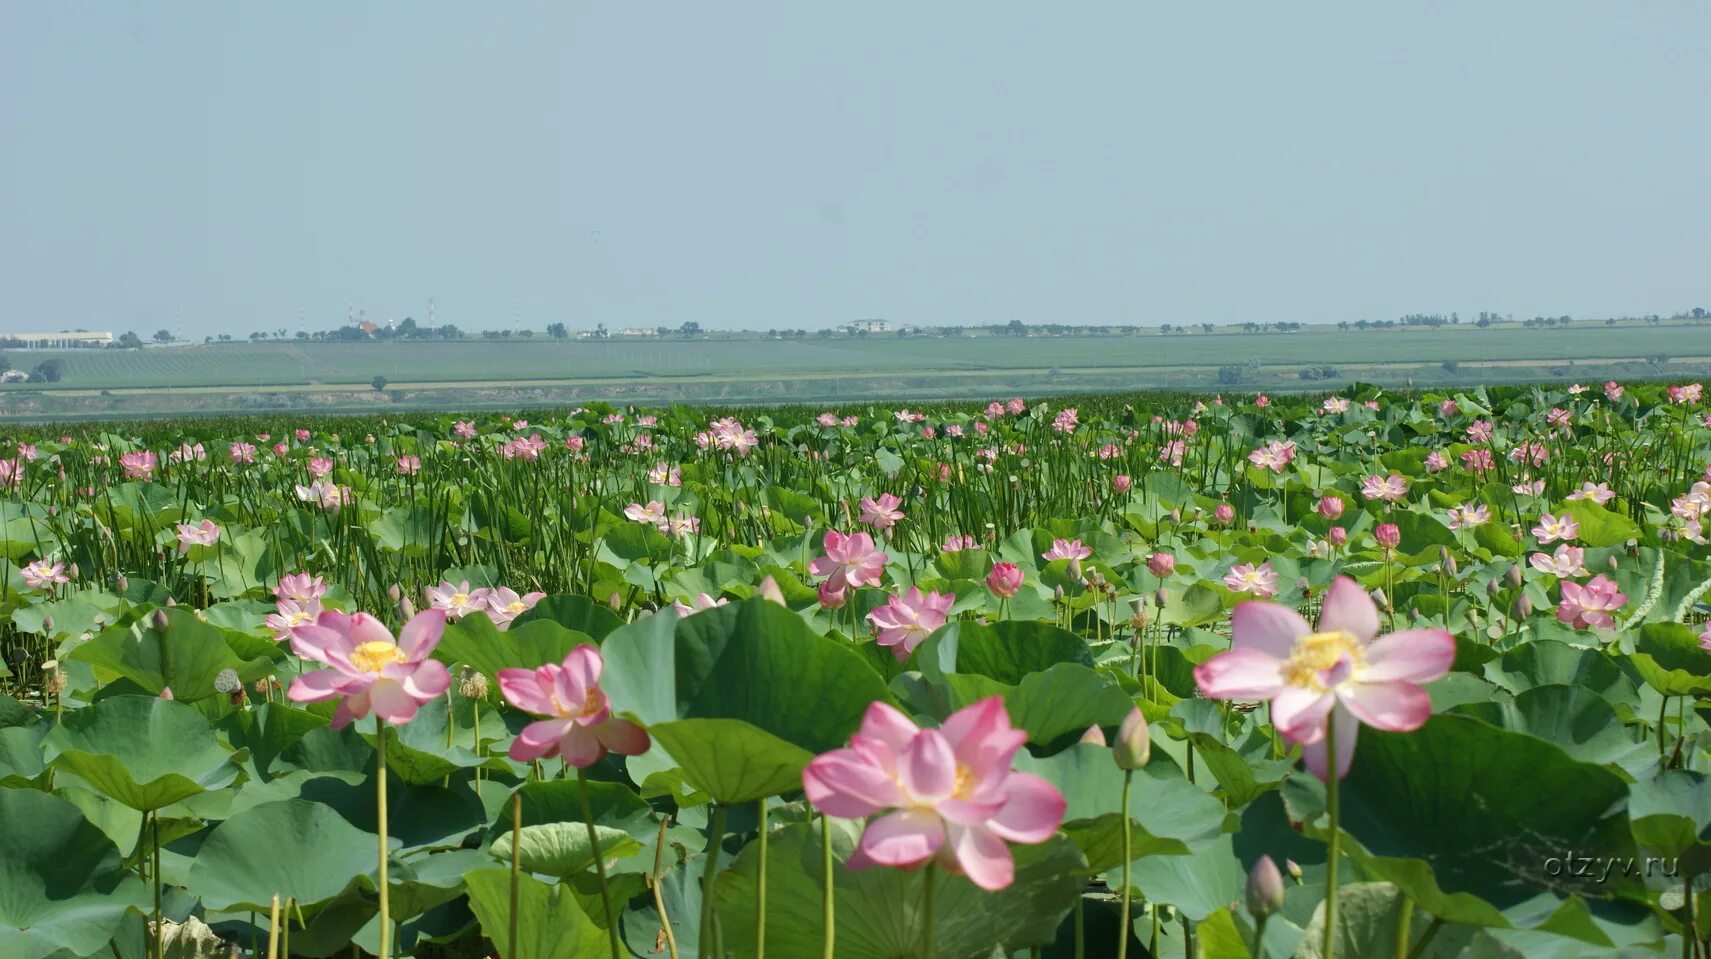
[43,695,243,811]
[0,790,151,959]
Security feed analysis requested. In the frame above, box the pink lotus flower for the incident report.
[1531,513,1579,544]
[272,442,289,457]
[1051,408,1079,434]
[1159,440,1186,466]
[498,646,650,766]
[452,421,478,439]
[1557,575,1627,630]
[294,482,352,512]
[1255,393,1270,408]
[1224,562,1278,598]
[1604,381,1623,401]
[119,450,157,480]
[395,455,421,475]
[276,572,328,602]
[1147,551,1177,577]
[810,530,888,593]
[0,459,23,489]
[1466,421,1495,443]
[265,598,323,642]
[1317,495,1346,520]
[1446,504,1491,531]
[859,493,905,530]
[21,559,69,591]
[1042,539,1092,563]
[657,514,701,539]
[1424,450,1449,473]
[1512,479,1546,497]
[624,501,666,525]
[1530,545,1587,578]
[564,435,586,452]
[1361,474,1408,502]
[287,609,452,728]
[1373,523,1400,550]
[1322,397,1351,414]
[1248,441,1296,474]
[670,593,730,617]
[229,442,257,464]
[1438,399,1460,417]
[1461,448,1494,474]
[868,587,955,661]
[1007,397,1026,415]
[424,580,492,620]
[1546,407,1573,430]
[295,428,312,442]
[646,462,682,487]
[1213,503,1236,525]
[175,519,221,553]
[941,535,978,553]
[818,580,848,609]
[1112,474,1132,493]
[308,457,334,479]
[1328,527,1349,547]
[1194,576,1454,779]
[1699,623,1711,653]
[486,587,546,628]
[987,563,1023,598]
[1565,482,1615,505]
[801,698,1065,891]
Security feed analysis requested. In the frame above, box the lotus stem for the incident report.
[1392,894,1411,959]
[265,895,281,959]
[376,716,391,959]
[922,860,937,959]
[701,804,728,956]
[1117,768,1134,959]
[652,816,681,959]
[821,812,836,959]
[756,796,768,959]
[579,767,620,959]
[509,791,521,959]
[1405,916,1445,959]
[1322,710,1342,959]
[151,810,162,959]
[1251,914,1268,958]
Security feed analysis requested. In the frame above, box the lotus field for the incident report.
[7,382,1711,959]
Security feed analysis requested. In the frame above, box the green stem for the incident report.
[1252,914,1269,958]
[821,813,836,959]
[1074,893,1085,959]
[756,797,768,959]
[579,768,620,959]
[376,717,391,959]
[1393,895,1412,959]
[1660,695,1671,756]
[1323,710,1342,959]
[509,791,521,959]
[1405,916,1445,959]
[701,804,728,957]
[151,811,162,959]
[922,861,937,959]
[1117,769,1134,959]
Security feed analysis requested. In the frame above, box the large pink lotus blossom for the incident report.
[1051,408,1079,434]
[276,572,328,603]
[1566,482,1615,505]
[1424,451,1450,473]
[175,519,220,553]
[266,598,323,642]
[801,698,1065,891]
[1604,381,1624,401]
[1529,544,1587,578]
[1461,448,1494,474]
[119,451,157,480]
[624,501,666,525]
[486,587,546,629]
[941,534,977,553]
[986,563,1023,598]
[1361,474,1409,502]
[425,580,492,621]
[809,530,888,593]
[1512,478,1546,497]
[1444,505,1489,531]
[1248,441,1296,474]
[1195,576,1454,779]
[868,587,955,661]
[1224,562,1278,598]
[657,514,701,539]
[860,493,906,530]
[1531,513,1579,544]
[1321,397,1351,414]
[1041,538,1092,562]
[498,646,650,767]
[0,458,22,489]
[1557,575,1627,630]
[307,457,335,479]
[229,442,258,464]
[395,455,421,475]
[646,462,682,486]
[1466,421,1495,443]
[21,559,69,591]
[288,609,452,728]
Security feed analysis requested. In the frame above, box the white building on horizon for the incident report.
[2,331,114,348]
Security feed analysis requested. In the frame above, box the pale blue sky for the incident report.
[1,2,1706,338]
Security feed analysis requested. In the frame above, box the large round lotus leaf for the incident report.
[1484,641,1640,710]
[66,607,270,702]
[0,725,48,788]
[1629,624,1711,697]
[463,866,607,959]
[712,821,1086,958]
[43,694,242,811]
[189,798,386,911]
[512,593,624,640]
[649,718,816,803]
[0,790,150,959]
[489,822,643,879]
[1451,685,1650,768]
[432,613,594,688]
[600,597,894,754]
[915,620,1093,685]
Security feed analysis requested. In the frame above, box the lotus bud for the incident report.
[1442,551,1458,576]
[152,609,170,630]
[1506,564,1524,588]
[1246,855,1286,919]
[1286,858,1304,883]
[165,596,176,607]
[1466,607,1483,627]
[1609,555,1621,572]
[1168,509,1182,524]
[1371,587,1389,612]
[1053,584,1066,600]
[1374,523,1401,550]
[1155,587,1169,609]
[66,563,78,580]
[817,579,847,610]
[1512,593,1533,619]
[41,615,53,634]
[757,575,787,606]
[608,592,623,611]
[387,583,403,603]
[1147,551,1176,577]
[1486,578,1502,598]
[1112,474,1132,493]
[159,686,174,700]
[1067,557,1083,582]
[1317,495,1345,519]
[1213,503,1235,525]
[397,595,416,620]
[1328,527,1348,547]
[1114,707,1151,770]
[1080,724,1108,746]
[113,573,128,592]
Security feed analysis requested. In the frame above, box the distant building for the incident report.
[1,331,114,348]
[615,327,660,337]
[841,319,891,333]
[0,370,29,382]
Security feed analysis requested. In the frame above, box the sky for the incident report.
[1,2,1707,339]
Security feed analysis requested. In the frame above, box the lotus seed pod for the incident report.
[456,666,489,700]
[214,668,242,694]
[1114,707,1151,770]
[1246,855,1286,918]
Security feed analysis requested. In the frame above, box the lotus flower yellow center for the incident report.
[350,640,406,674]
[286,609,314,627]
[952,763,976,799]
[503,601,527,615]
[450,592,470,608]
[1280,630,1362,690]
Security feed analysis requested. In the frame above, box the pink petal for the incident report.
[369,680,424,725]
[1299,703,1359,780]
[330,693,369,729]
[401,659,451,699]
[396,608,448,660]
[512,718,576,761]
[858,702,921,755]
[1316,577,1379,642]
[559,724,607,768]
[944,822,1014,891]
[1360,629,1455,684]
[857,810,944,869]
[1229,602,1310,657]
[936,796,1007,825]
[498,668,557,715]
[287,668,353,703]
[899,729,958,804]
[290,623,351,666]
[941,697,1026,782]
[554,663,594,716]
[345,612,397,649]
[986,772,1066,844]
[804,750,906,818]
[1271,686,1334,742]
[1194,649,1285,700]
[564,645,603,689]
[594,718,651,756]
[1338,680,1432,732]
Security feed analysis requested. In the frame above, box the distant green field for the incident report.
[4,323,1708,392]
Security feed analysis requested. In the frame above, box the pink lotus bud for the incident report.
[41,616,54,633]
[1317,495,1345,519]
[159,686,174,700]
[1286,858,1303,882]
[817,579,847,609]
[1246,855,1286,918]
[1375,523,1401,550]
[1079,724,1107,746]
[1328,527,1348,547]
[397,595,416,620]
[1112,474,1132,493]
[1506,564,1524,588]
[1146,552,1176,577]
[986,562,1023,599]
[757,575,787,606]
[1114,707,1151,770]
[1168,509,1182,524]
[1213,503,1235,525]
[152,609,170,630]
